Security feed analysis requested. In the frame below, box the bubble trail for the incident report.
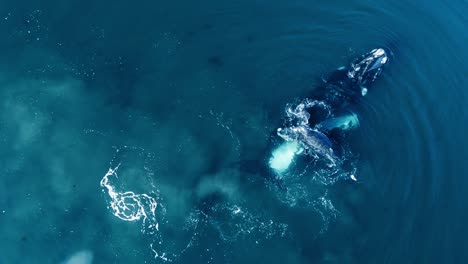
[100,165,159,234]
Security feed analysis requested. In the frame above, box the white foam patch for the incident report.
[100,164,168,260]
[99,147,205,262]
[100,165,158,227]
[268,141,302,173]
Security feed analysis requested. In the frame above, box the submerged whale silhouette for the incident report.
[269,48,389,175]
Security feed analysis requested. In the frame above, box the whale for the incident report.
[306,48,388,131]
[268,48,389,175]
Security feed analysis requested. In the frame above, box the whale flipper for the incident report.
[315,113,360,132]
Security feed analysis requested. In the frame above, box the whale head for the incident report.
[347,48,388,89]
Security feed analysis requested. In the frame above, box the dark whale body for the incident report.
[235,49,389,178]
[267,48,389,175]
[306,48,389,132]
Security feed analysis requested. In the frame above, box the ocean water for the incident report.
[0,0,467,263]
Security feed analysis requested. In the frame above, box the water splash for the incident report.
[276,99,336,167]
[284,99,331,127]
[268,140,303,173]
[265,98,358,235]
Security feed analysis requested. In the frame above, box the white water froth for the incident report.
[99,147,176,261]
[273,99,337,172]
[100,164,193,262]
[273,98,360,178]
[100,165,159,232]
[284,99,331,127]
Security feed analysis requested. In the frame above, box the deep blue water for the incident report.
[0,0,467,263]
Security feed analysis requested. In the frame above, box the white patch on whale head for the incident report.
[372,48,385,57]
[381,56,388,64]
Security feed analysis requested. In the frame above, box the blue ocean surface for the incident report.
[0,0,467,263]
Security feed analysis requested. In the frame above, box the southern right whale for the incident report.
[269,48,389,175]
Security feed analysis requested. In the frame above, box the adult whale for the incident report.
[269,48,389,174]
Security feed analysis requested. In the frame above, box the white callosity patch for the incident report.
[268,140,303,173]
[348,48,388,85]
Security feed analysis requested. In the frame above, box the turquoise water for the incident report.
[0,0,467,263]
